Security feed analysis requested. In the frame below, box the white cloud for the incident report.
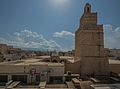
[103,24,113,31]
[53,30,74,38]
[0,29,62,51]
[53,30,75,51]
[20,30,40,38]
[4,25,120,51]
[114,27,120,32]
[104,24,120,49]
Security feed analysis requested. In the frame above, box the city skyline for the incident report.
[0,0,120,51]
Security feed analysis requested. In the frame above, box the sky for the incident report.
[0,0,120,51]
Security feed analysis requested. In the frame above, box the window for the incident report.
[87,7,90,12]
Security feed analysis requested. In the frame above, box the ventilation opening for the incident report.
[87,7,90,12]
[52,60,58,63]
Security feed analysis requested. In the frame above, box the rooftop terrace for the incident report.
[0,58,64,67]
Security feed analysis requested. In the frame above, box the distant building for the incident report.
[108,49,120,60]
[59,50,75,57]
[0,44,8,54]
[0,44,29,61]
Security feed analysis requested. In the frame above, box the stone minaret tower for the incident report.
[75,3,109,76]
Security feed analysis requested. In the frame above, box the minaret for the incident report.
[75,3,109,76]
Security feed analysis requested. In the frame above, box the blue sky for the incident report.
[0,0,120,51]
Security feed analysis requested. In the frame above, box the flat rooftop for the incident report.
[1,59,120,66]
[0,83,74,89]
[0,58,64,67]
[91,84,120,89]
[36,56,74,59]
[109,59,120,64]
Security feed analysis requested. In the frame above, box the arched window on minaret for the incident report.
[84,3,91,13]
[87,7,90,12]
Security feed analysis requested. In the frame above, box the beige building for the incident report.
[109,59,120,74]
[108,49,120,60]
[75,3,109,76]
[0,44,8,54]
[0,59,64,84]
